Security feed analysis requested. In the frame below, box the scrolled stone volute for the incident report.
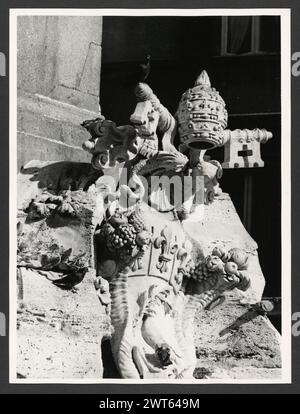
[176,70,228,150]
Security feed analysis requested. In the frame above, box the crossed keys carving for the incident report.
[154,226,179,273]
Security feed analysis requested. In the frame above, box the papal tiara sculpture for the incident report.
[177,70,272,169]
[177,70,228,150]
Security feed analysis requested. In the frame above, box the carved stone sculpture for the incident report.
[177,70,228,151]
[79,70,277,378]
[82,118,138,170]
[16,69,280,380]
[222,128,273,168]
[175,70,273,213]
[94,200,252,379]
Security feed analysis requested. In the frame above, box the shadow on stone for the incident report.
[21,161,102,193]
[45,213,82,229]
[219,309,259,337]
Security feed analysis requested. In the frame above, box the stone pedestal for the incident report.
[17,16,103,169]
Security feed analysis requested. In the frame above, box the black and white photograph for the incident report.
[10,9,291,383]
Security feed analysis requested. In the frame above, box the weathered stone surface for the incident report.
[17,16,103,169]
[18,132,91,170]
[17,94,100,169]
[17,268,110,380]
[17,16,103,111]
[193,299,281,379]
[17,169,109,380]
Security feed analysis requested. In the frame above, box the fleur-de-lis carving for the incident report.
[154,226,178,273]
[168,240,195,293]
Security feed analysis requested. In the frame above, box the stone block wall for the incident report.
[17,16,103,169]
